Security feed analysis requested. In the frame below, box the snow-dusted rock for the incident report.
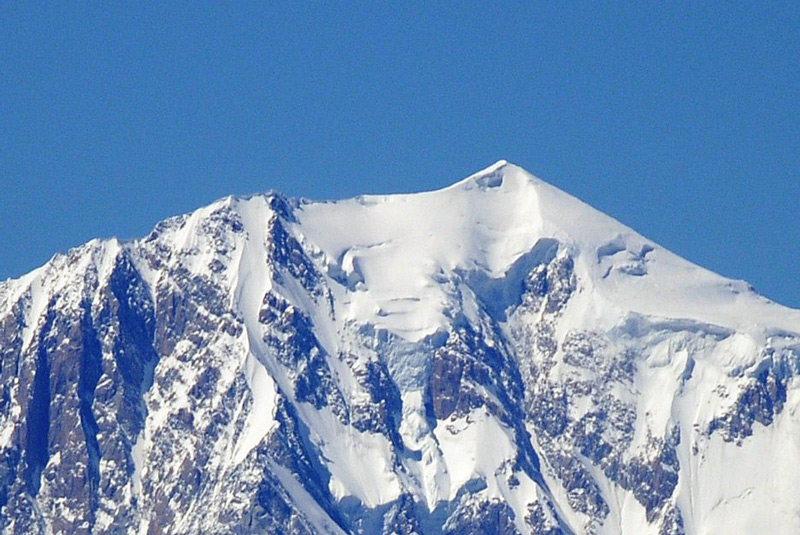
[1,161,798,534]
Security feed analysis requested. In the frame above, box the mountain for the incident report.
[1,161,798,535]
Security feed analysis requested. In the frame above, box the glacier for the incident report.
[0,161,798,534]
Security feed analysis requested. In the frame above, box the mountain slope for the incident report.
[0,161,798,535]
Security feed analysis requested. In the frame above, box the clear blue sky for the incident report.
[2,3,799,308]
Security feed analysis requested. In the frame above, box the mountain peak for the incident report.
[1,162,799,535]
[450,159,531,192]
[466,158,510,180]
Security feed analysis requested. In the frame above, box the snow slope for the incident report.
[0,161,798,535]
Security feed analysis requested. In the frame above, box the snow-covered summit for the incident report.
[1,162,798,535]
[295,160,799,342]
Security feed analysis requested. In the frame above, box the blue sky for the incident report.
[1,3,799,308]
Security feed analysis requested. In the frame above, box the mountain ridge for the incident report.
[0,162,798,534]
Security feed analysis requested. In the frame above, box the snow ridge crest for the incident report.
[0,162,799,535]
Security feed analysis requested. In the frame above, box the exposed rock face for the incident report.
[0,162,799,535]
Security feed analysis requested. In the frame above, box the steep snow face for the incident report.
[0,161,799,535]
[297,162,799,342]
[295,161,545,341]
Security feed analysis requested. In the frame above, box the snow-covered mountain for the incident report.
[1,161,799,535]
